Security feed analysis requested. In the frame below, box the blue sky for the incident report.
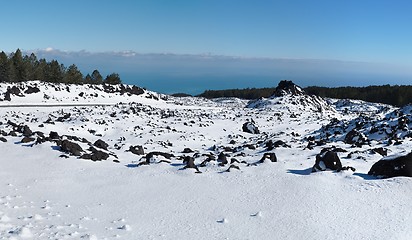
[2,0,412,93]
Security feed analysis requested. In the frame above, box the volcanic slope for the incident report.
[0,80,411,240]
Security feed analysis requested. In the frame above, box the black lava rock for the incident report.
[59,139,83,156]
[129,145,144,155]
[242,122,260,134]
[94,139,109,150]
[368,152,412,178]
[312,150,342,172]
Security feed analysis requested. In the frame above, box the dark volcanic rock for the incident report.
[81,150,109,161]
[94,139,109,150]
[4,91,11,101]
[242,122,259,134]
[368,152,412,178]
[7,86,22,96]
[372,147,388,157]
[59,139,83,156]
[22,125,33,137]
[129,145,144,155]
[49,131,60,140]
[145,151,174,164]
[21,136,35,143]
[344,129,368,146]
[266,140,290,150]
[57,113,71,122]
[183,148,194,153]
[312,150,342,172]
[0,137,7,142]
[260,152,277,163]
[226,164,240,172]
[218,152,228,166]
[274,80,305,97]
[24,86,40,94]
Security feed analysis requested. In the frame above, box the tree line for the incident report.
[198,84,412,107]
[305,85,412,107]
[198,87,277,99]
[0,49,122,85]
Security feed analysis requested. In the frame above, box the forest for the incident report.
[198,84,412,107]
[0,49,122,85]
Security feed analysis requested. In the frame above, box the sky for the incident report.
[1,0,412,94]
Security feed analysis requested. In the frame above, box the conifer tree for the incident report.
[104,73,121,85]
[0,51,10,82]
[64,64,83,84]
[91,69,103,84]
[10,49,29,82]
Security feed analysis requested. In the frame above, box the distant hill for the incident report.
[197,82,412,107]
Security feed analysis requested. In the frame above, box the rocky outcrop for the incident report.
[273,80,305,97]
[368,152,412,178]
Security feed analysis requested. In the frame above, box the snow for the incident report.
[0,81,411,239]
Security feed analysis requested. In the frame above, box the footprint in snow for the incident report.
[118,224,132,231]
[217,218,228,224]
[251,211,262,217]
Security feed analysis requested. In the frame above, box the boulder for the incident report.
[371,147,388,157]
[21,136,35,143]
[24,86,40,94]
[266,140,290,150]
[145,151,174,164]
[368,152,412,178]
[183,148,194,153]
[0,137,7,142]
[94,139,109,150]
[56,113,71,122]
[59,139,83,156]
[260,152,277,163]
[218,152,228,166]
[22,125,33,137]
[4,91,11,101]
[7,86,22,96]
[129,145,144,155]
[242,122,260,134]
[183,156,201,173]
[81,150,109,161]
[344,129,368,146]
[312,150,342,172]
[49,131,60,140]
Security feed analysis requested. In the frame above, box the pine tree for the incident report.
[45,60,64,83]
[10,48,28,82]
[104,73,121,85]
[84,74,92,84]
[64,64,83,84]
[91,70,103,84]
[0,51,10,82]
[33,58,47,80]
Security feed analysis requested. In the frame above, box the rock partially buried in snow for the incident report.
[242,121,259,134]
[368,152,412,178]
[312,150,342,172]
[129,145,144,155]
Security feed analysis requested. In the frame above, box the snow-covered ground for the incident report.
[0,81,411,239]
